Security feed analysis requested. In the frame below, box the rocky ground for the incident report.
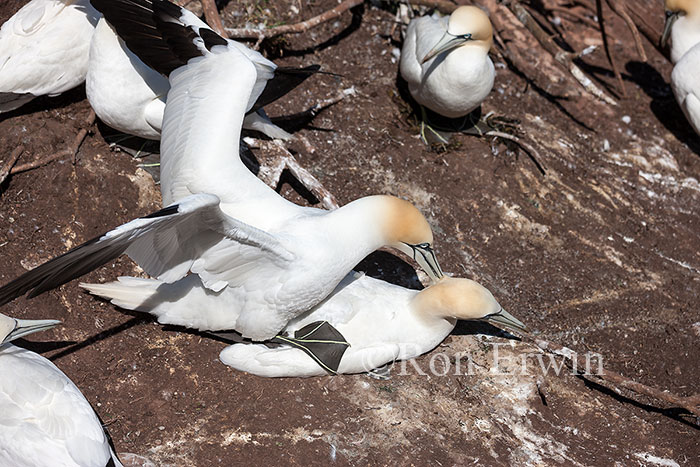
[0,0,698,465]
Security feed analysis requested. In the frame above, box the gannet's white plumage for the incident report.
[0,0,443,342]
[81,274,525,377]
[662,0,700,63]
[663,0,700,136]
[0,313,122,466]
[0,0,99,113]
[399,5,494,118]
[86,15,293,140]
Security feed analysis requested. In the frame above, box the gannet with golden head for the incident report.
[0,0,99,113]
[0,313,124,466]
[662,0,700,63]
[215,274,524,377]
[662,0,700,136]
[0,2,443,345]
[400,5,495,129]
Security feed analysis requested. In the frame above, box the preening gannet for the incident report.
[86,1,321,141]
[0,0,444,343]
[662,0,700,136]
[0,313,123,467]
[0,0,99,113]
[399,5,494,139]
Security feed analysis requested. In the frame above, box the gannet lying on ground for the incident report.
[0,0,99,113]
[0,313,123,466]
[662,0,700,136]
[83,273,525,377]
[399,5,494,141]
[0,0,443,351]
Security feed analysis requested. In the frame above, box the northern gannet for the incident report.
[662,0,700,63]
[399,6,494,139]
[0,1,443,343]
[84,273,522,377]
[0,0,99,113]
[86,7,319,140]
[0,313,123,466]
[662,0,700,136]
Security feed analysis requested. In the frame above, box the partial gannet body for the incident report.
[0,0,99,113]
[0,313,123,466]
[87,273,524,377]
[86,11,312,140]
[400,6,494,122]
[0,0,444,343]
[662,0,700,63]
[662,0,700,136]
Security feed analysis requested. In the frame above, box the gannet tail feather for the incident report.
[80,277,163,311]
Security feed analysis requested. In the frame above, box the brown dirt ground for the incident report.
[1,0,698,465]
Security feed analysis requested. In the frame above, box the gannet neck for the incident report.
[410,277,501,321]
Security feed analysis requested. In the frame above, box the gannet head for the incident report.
[0,312,60,346]
[421,6,493,64]
[374,196,444,283]
[412,277,526,332]
[662,0,700,47]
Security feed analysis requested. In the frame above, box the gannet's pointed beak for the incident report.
[483,308,526,334]
[422,32,470,63]
[412,244,444,283]
[661,11,679,48]
[2,318,61,345]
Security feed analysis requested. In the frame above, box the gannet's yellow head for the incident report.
[375,196,443,283]
[662,0,700,46]
[0,312,60,346]
[412,277,526,332]
[422,6,493,63]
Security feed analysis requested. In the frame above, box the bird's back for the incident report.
[0,0,99,101]
[400,14,447,88]
[0,345,118,467]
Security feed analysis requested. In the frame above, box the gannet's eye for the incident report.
[461,33,473,40]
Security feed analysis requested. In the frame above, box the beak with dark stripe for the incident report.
[2,318,61,345]
[482,308,527,334]
[399,242,444,283]
[661,10,681,48]
[422,32,472,63]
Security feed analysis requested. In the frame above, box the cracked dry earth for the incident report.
[0,0,698,465]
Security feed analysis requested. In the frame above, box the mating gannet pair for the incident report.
[0,0,99,113]
[0,0,443,350]
[0,313,123,466]
[86,272,524,377]
[662,0,700,137]
[400,6,494,138]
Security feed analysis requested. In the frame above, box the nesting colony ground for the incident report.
[0,0,698,465]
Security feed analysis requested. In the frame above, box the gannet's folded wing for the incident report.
[0,193,294,305]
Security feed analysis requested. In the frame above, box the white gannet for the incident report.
[83,273,525,377]
[86,9,318,140]
[0,0,100,113]
[0,0,444,345]
[0,313,123,466]
[662,0,700,136]
[662,0,700,64]
[399,5,494,139]
[82,273,522,377]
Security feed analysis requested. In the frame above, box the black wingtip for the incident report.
[251,64,334,112]
[272,321,350,375]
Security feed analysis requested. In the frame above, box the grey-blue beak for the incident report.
[3,318,61,345]
[422,32,470,64]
